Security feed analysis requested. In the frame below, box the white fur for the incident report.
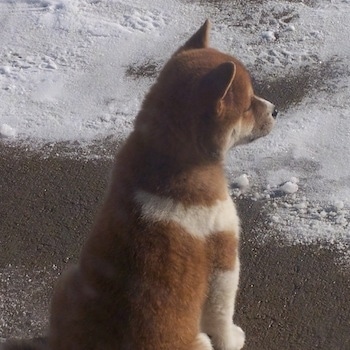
[201,260,245,350]
[227,96,275,149]
[195,333,213,349]
[134,190,240,239]
[255,96,275,113]
[228,120,254,148]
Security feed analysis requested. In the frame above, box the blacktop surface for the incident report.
[0,142,349,350]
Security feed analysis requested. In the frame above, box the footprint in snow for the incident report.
[120,10,168,33]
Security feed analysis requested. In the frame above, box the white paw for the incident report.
[196,333,214,350]
[211,324,245,350]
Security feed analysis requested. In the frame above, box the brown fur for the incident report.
[207,232,238,271]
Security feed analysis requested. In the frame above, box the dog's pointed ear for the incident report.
[176,20,210,54]
[200,62,236,111]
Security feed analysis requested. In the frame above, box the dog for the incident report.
[2,20,277,350]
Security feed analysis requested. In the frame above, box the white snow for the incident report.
[233,174,250,190]
[279,181,299,194]
[0,124,16,138]
[0,0,350,259]
[230,173,250,197]
[261,31,277,42]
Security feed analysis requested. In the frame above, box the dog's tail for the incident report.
[0,337,48,350]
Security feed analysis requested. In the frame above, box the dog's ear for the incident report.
[200,61,236,113]
[175,20,210,54]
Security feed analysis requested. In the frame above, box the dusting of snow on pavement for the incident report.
[0,0,350,259]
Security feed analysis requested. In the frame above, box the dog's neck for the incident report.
[112,130,229,206]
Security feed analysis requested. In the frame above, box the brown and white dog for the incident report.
[2,20,277,350]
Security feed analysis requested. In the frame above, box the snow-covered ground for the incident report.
[0,0,349,259]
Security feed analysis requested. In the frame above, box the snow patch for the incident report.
[279,181,299,194]
[261,31,277,42]
[230,174,250,197]
[233,174,250,190]
[0,124,16,138]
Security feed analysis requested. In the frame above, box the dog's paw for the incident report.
[196,333,214,350]
[211,324,245,350]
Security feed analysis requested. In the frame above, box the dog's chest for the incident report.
[135,190,240,238]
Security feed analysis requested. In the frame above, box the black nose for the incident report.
[272,109,278,119]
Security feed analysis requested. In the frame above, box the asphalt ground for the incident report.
[0,144,349,350]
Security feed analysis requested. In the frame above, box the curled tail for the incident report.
[0,337,48,350]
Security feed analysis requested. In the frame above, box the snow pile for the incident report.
[231,174,250,197]
[261,31,277,43]
[0,124,16,138]
[279,180,299,195]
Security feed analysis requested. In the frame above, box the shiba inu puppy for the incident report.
[2,20,277,350]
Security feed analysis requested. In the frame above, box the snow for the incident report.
[230,174,250,197]
[0,0,349,259]
[279,181,299,194]
[233,174,250,191]
[0,124,16,138]
[261,31,277,42]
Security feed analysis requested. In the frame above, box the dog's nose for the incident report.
[272,109,278,119]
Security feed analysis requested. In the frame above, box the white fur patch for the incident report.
[255,96,275,113]
[134,190,239,238]
[230,120,254,147]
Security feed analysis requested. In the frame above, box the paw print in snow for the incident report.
[121,10,168,33]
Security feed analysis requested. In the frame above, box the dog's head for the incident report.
[136,20,277,161]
